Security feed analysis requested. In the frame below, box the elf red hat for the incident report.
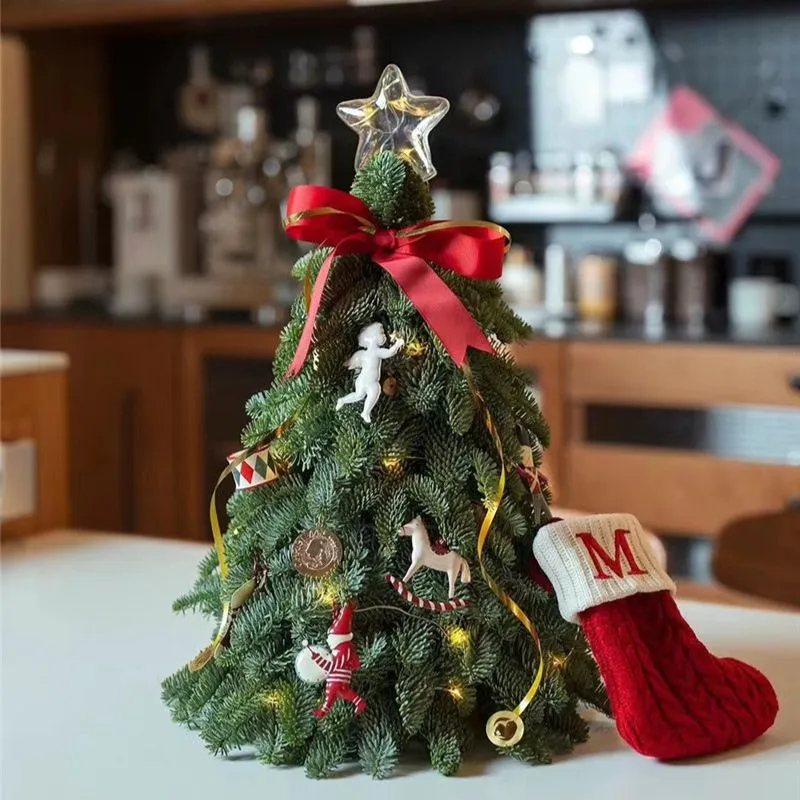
[329,602,354,637]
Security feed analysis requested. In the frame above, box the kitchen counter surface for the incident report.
[0,348,69,376]
[2,531,799,800]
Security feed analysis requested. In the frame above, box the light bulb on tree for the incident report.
[317,583,338,607]
[404,339,426,357]
[262,690,283,709]
[448,627,470,649]
[381,454,403,471]
[447,685,464,701]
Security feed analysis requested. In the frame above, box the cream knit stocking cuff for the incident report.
[533,513,676,623]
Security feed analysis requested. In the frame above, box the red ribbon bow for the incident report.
[283,185,509,376]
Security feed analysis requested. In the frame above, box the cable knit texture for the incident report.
[582,592,779,760]
[533,513,675,623]
[532,512,779,760]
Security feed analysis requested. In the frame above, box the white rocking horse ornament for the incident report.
[399,516,471,599]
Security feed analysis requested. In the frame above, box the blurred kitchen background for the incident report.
[2,0,799,602]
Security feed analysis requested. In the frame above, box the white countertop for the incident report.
[0,348,69,377]
[2,532,799,800]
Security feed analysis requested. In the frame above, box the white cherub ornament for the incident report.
[335,322,403,423]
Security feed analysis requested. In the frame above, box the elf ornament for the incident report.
[335,322,403,423]
[295,602,367,719]
[533,513,779,760]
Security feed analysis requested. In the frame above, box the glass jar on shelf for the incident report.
[577,252,618,325]
[488,152,514,203]
[672,239,710,335]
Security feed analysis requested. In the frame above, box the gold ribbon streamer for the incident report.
[284,205,376,233]
[398,219,511,253]
[189,448,259,671]
[189,409,304,672]
[464,365,544,724]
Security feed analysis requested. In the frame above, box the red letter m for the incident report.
[575,529,648,580]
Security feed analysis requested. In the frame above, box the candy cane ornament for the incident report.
[385,574,472,612]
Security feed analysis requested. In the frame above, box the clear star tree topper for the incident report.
[336,63,450,182]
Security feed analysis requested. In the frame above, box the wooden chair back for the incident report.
[712,510,800,609]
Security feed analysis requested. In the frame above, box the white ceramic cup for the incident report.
[729,277,779,333]
[730,277,800,332]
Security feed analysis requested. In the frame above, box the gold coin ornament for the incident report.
[291,529,343,578]
[486,710,525,748]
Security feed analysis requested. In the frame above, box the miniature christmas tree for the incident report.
[163,64,609,779]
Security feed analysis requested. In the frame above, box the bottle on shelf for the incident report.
[201,105,279,281]
[512,151,535,195]
[178,45,220,135]
[288,50,319,90]
[499,244,543,322]
[597,148,623,205]
[293,95,331,187]
[352,26,378,85]
[576,253,618,326]
[543,243,573,322]
[623,237,667,336]
[572,152,597,205]
[672,238,710,335]
[323,47,348,87]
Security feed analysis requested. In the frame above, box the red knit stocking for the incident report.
[533,513,779,760]
[581,591,778,760]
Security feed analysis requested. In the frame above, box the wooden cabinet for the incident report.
[5,319,798,542]
[561,341,800,537]
[0,37,33,311]
[2,321,183,538]
[512,340,566,494]
[180,326,279,539]
[1,359,69,537]
[0,0,702,32]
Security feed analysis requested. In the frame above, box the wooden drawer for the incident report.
[567,342,800,409]
[3,322,182,537]
[1,370,70,537]
[564,444,800,537]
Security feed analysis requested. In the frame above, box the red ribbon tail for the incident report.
[379,254,494,366]
[286,248,337,377]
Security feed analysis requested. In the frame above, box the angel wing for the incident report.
[345,351,365,371]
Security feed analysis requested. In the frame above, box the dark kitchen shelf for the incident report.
[489,195,619,225]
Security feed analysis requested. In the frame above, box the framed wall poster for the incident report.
[627,86,781,243]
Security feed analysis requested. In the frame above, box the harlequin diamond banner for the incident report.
[227,447,279,491]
